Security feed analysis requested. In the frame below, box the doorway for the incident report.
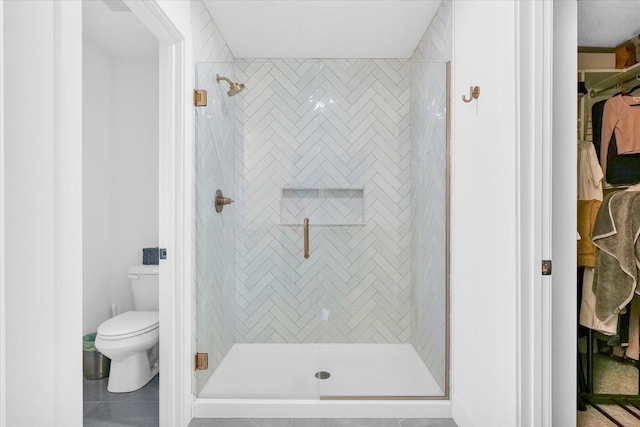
[82,0,160,423]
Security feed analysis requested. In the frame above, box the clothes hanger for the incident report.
[612,83,624,97]
[612,82,640,104]
[624,84,640,95]
[625,85,640,106]
[622,75,640,105]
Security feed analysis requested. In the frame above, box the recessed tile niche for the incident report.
[280,188,365,226]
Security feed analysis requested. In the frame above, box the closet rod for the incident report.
[590,74,640,98]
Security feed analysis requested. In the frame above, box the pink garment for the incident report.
[600,95,640,177]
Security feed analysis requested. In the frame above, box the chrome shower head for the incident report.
[216,74,246,97]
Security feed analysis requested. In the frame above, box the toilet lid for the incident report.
[98,311,159,339]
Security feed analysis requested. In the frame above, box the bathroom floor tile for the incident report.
[83,401,159,427]
[84,373,160,426]
[83,377,138,403]
[84,374,159,403]
[83,401,100,416]
[133,375,160,402]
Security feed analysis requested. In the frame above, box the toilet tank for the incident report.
[128,265,159,311]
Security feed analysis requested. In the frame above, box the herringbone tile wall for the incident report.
[409,0,452,394]
[193,0,236,395]
[233,58,412,345]
[192,0,234,63]
[412,0,452,64]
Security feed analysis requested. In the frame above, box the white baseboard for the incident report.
[451,396,476,427]
[193,398,452,419]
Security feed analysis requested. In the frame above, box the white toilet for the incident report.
[95,265,159,393]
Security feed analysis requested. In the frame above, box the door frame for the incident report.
[0,0,6,424]
[517,1,577,425]
[122,1,192,425]
[551,1,578,425]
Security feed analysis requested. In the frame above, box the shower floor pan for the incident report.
[199,343,444,399]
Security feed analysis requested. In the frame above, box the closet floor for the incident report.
[578,348,640,426]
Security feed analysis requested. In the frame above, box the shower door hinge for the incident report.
[159,248,167,260]
[195,353,208,370]
[542,260,552,276]
[194,89,207,107]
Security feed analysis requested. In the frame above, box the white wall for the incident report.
[2,1,83,425]
[451,1,518,426]
[109,58,159,314]
[82,39,159,334]
[1,0,188,425]
[83,39,114,334]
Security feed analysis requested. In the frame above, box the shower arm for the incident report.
[216,75,234,86]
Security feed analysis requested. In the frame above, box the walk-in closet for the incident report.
[577,2,640,425]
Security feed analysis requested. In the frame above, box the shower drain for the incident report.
[314,371,331,380]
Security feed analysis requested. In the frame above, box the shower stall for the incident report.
[193,0,451,407]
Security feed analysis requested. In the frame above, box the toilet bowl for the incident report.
[95,265,159,393]
[95,311,159,392]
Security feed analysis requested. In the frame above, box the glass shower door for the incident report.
[194,62,237,396]
[194,57,449,400]
[315,60,450,399]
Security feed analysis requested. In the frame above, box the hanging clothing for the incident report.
[600,95,640,178]
[592,98,640,185]
[577,199,601,267]
[578,140,603,201]
[592,99,606,162]
[592,191,640,323]
[626,294,640,360]
[578,199,615,334]
[580,267,618,335]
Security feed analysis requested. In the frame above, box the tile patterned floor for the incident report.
[83,374,456,427]
[83,375,159,427]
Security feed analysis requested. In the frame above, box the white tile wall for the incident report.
[192,0,234,63]
[409,0,452,392]
[233,59,412,344]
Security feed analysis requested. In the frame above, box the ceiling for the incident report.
[83,0,158,59]
[203,1,443,59]
[578,0,640,48]
[80,0,640,61]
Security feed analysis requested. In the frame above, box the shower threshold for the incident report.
[199,343,444,399]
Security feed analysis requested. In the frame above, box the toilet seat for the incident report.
[97,311,159,340]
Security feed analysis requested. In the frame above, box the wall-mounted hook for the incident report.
[462,86,480,103]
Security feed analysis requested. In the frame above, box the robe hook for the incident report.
[462,86,480,103]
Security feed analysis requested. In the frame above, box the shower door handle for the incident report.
[304,218,309,259]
